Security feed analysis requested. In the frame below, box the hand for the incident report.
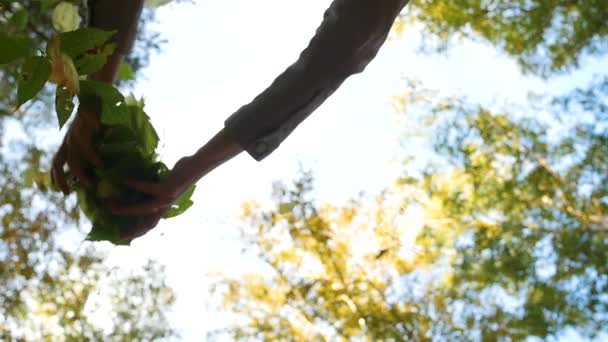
[109,156,199,241]
[111,127,244,241]
[51,108,103,194]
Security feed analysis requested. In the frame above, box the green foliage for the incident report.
[16,56,51,109]
[0,139,178,340]
[403,0,608,76]
[117,61,135,81]
[71,89,195,245]
[80,80,130,126]
[211,77,608,340]
[55,85,74,128]
[58,27,115,60]
[165,184,196,218]
[0,33,33,64]
[0,4,195,245]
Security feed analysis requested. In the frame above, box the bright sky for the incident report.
[80,0,606,340]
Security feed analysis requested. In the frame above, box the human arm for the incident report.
[113,0,410,240]
[223,0,410,161]
[51,0,145,193]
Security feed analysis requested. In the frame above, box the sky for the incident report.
[71,0,607,340]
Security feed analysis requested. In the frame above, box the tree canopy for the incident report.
[211,75,607,340]
[398,0,608,76]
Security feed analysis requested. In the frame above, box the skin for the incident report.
[110,129,243,240]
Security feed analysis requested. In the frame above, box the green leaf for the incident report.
[118,61,135,81]
[80,80,131,127]
[0,34,33,64]
[86,221,129,246]
[16,56,51,109]
[101,102,131,127]
[165,185,196,218]
[80,80,123,104]
[98,141,139,156]
[157,162,170,178]
[40,0,59,13]
[129,105,159,156]
[10,8,29,31]
[59,28,115,59]
[74,43,116,75]
[55,86,74,129]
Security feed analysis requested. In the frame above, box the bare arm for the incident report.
[89,0,145,82]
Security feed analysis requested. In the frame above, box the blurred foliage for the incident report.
[211,76,607,340]
[0,1,179,340]
[0,123,177,340]
[396,0,608,76]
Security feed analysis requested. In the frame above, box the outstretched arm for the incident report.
[114,0,410,240]
[223,0,410,161]
[191,0,410,179]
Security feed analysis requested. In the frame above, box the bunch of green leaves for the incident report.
[76,83,196,245]
[0,26,194,245]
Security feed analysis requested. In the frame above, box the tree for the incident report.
[0,2,179,339]
[210,75,607,340]
[397,0,608,76]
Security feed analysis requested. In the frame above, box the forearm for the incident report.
[77,0,144,114]
[186,128,243,182]
[89,0,145,83]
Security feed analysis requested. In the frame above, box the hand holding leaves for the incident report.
[110,156,198,241]
[1,13,197,245]
[51,107,103,194]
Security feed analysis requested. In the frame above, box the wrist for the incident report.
[189,128,243,180]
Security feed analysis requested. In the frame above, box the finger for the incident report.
[66,134,94,188]
[71,121,103,168]
[110,200,171,216]
[80,140,104,168]
[79,109,101,130]
[51,165,69,195]
[67,155,93,188]
[123,179,166,196]
[51,148,69,194]
[120,214,162,241]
